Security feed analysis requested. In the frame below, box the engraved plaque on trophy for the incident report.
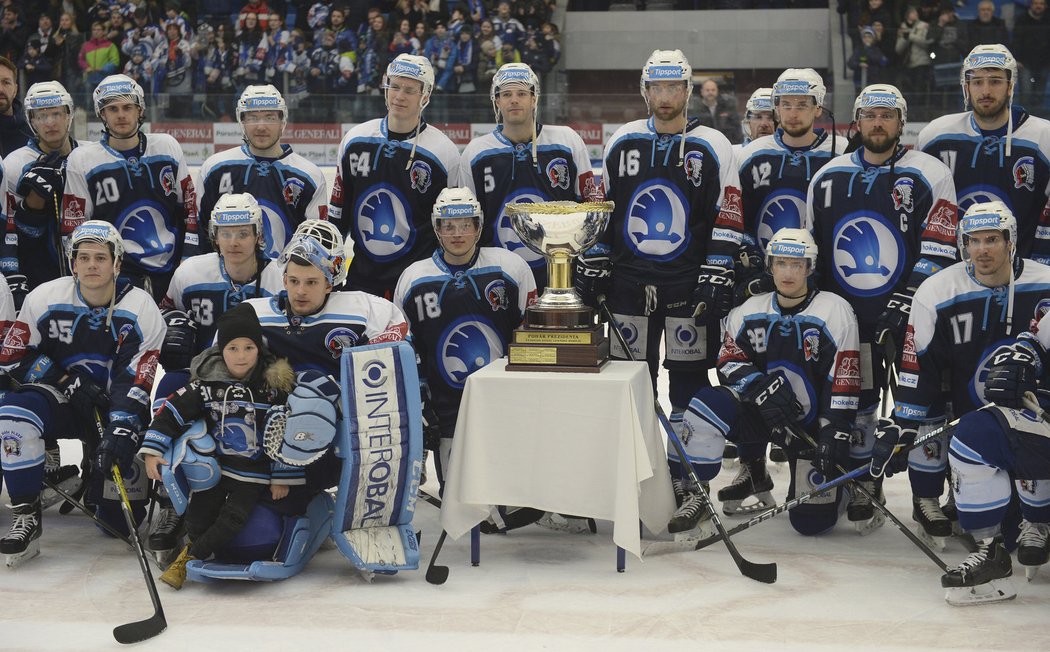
[504,201,614,372]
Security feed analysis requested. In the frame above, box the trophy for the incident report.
[504,200,614,372]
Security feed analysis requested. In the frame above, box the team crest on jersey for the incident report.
[409,160,432,193]
[922,439,941,462]
[495,189,546,266]
[1019,479,1038,495]
[325,327,360,358]
[802,328,820,361]
[831,213,905,297]
[159,165,176,197]
[625,179,690,260]
[119,202,178,271]
[438,317,504,389]
[757,190,806,250]
[1013,156,1035,191]
[684,151,704,187]
[1033,299,1050,331]
[891,178,914,213]
[546,157,570,190]
[484,279,509,311]
[1,432,21,457]
[283,178,305,208]
[355,185,414,262]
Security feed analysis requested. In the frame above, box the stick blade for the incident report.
[113,612,167,644]
[741,559,778,584]
[425,565,449,585]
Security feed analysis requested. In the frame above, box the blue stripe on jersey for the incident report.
[341,137,448,175]
[923,133,1049,165]
[469,142,573,168]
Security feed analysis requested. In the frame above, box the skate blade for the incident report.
[152,548,178,566]
[916,527,948,551]
[721,458,739,470]
[1023,564,1043,582]
[535,513,597,534]
[642,521,717,556]
[41,476,83,510]
[721,492,776,516]
[853,510,886,536]
[4,539,40,568]
[944,579,1017,606]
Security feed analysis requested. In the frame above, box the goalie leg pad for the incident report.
[161,422,220,516]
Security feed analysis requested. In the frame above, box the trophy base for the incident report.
[524,305,596,329]
[506,325,610,373]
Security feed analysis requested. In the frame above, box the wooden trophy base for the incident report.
[506,324,610,373]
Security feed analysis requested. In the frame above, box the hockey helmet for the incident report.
[24,81,74,137]
[68,220,125,271]
[490,63,540,122]
[431,186,483,236]
[772,68,827,108]
[958,200,1018,262]
[93,74,145,119]
[640,49,692,110]
[961,43,1017,106]
[210,193,264,243]
[280,220,347,286]
[383,54,435,111]
[765,228,817,271]
[853,84,907,125]
[742,87,775,139]
[237,84,288,124]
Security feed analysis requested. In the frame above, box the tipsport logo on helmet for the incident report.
[497,69,533,84]
[751,97,773,111]
[437,204,476,218]
[769,241,806,258]
[962,214,1002,233]
[99,81,135,96]
[646,65,686,80]
[27,95,64,109]
[389,61,422,78]
[859,92,898,109]
[774,80,811,96]
[966,53,1008,69]
[214,209,253,224]
[76,223,114,240]
[245,97,280,109]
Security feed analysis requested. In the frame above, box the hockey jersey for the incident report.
[328,118,461,297]
[916,109,1050,263]
[805,146,959,330]
[159,252,284,353]
[197,144,328,259]
[243,290,409,376]
[459,124,599,289]
[62,132,200,278]
[393,247,537,434]
[739,129,843,253]
[601,116,743,283]
[718,289,861,430]
[0,277,163,430]
[896,259,1050,422]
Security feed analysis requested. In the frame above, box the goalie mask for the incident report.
[281,219,347,286]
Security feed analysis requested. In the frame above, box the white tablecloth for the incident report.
[441,359,675,559]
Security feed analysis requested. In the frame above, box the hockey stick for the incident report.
[425,530,450,585]
[598,295,777,584]
[878,333,898,420]
[1023,391,1048,421]
[690,418,960,552]
[111,465,167,644]
[788,424,950,572]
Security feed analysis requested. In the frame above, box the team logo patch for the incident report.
[922,439,941,462]
[64,197,85,221]
[119,201,177,272]
[891,178,914,213]
[159,165,176,197]
[325,327,360,358]
[354,184,414,262]
[831,212,905,297]
[484,279,509,311]
[283,178,305,208]
[673,323,697,346]
[832,350,861,392]
[1013,156,1035,191]
[409,160,432,193]
[1032,299,1050,331]
[1019,479,1038,495]
[625,179,690,260]
[926,199,957,241]
[803,328,820,361]
[495,189,546,266]
[757,190,806,251]
[117,323,134,348]
[438,317,504,389]
[1,432,22,457]
[684,151,704,187]
[545,157,570,190]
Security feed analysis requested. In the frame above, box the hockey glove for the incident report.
[16,163,62,213]
[58,370,110,423]
[745,372,803,433]
[96,424,140,476]
[734,243,773,304]
[815,424,852,478]
[875,291,913,352]
[4,273,28,311]
[692,265,735,320]
[574,245,611,310]
[870,418,917,478]
[159,309,198,371]
[984,341,1042,409]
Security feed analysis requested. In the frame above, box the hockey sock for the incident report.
[1016,478,1050,525]
[949,433,1011,541]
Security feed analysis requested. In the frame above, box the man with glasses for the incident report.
[916,44,1050,265]
[806,84,958,537]
[328,53,460,299]
[198,85,328,260]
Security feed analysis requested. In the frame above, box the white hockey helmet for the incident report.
[853,83,908,124]
[640,49,692,109]
[765,228,818,271]
[93,74,145,119]
[432,186,483,234]
[383,54,435,111]
[24,81,74,136]
[68,220,125,270]
[236,84,288,124]
[209,193,263,243]
[742,87,774,138]
[961,43,1017,105]
[772,68,827,108]
[958,200,1017,262]
[281,219,347,286]
[490,63,540,122]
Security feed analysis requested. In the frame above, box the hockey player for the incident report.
[589,49,743,466]
[670,229,862,535]
[393,186,536,487]
[458,63,598,291]
[197,85,328,260]
[0,221,164,566]
[328,53,461,299]
[735,87,776,155]
[805,85,958,525]
[871,201,1050,561]
[1,81,79,308]
[62,74,201,303]
[916,44,1050,264]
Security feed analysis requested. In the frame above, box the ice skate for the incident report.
[942,537,1016,605]
[2,498,42,568]
[148,499,184,564]
[159,544,195,590]
[1017,520,1049,581]
[535,512,597,534]
[913,496,952,550]
[847,479,886,536]
[717,457,775,516]
[668,481,711,533]
[40,447,83,510]
[722,441,738,469]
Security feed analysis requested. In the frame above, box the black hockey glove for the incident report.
[574,246,611,310]
[815,424,852,478]
[4,273,28,311]
[159,309,198,371]
[16,163,62,209]
[745,372,803,433]
[96,424,140,476]
[870,418,917,478]
[692,265,735,320]
[984,341,1042,409]
[58,370,110,423]
[875,291,913,352]
[734,244,773,304]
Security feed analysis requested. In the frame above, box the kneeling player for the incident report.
[673,229,865,536]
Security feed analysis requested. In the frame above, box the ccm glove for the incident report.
[875,291,913,350]
[984,341,1041,409]
[4,273,28,311]
[574,246,612,309]
[815,424,852,478]
[870,418,917,478]
[159,309,198,370]
[745,372,803,432]
[692,265,735,319]
[95,424,140,476]
[58,370,110,423]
